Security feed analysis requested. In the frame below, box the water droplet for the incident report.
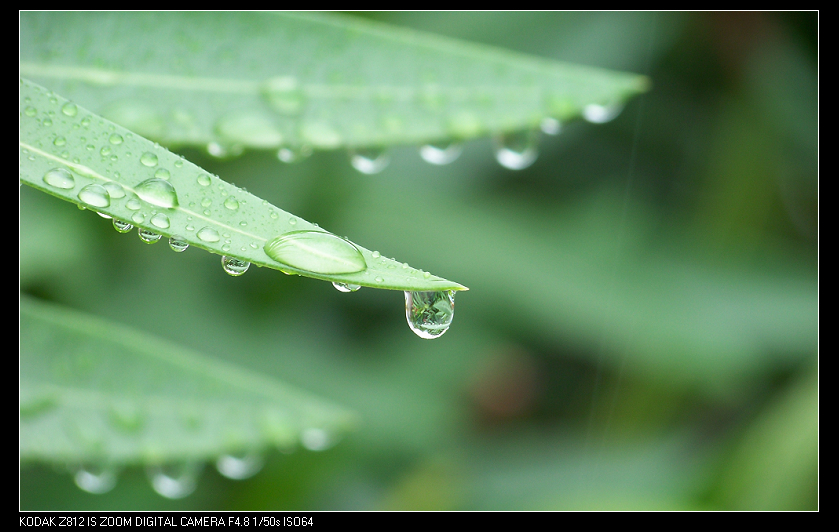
[154,168,170,180]
[113,219,133,233]
[300,121,342,149]
[146,462,202,499]
[97,212,112,219]
[349,148,390,174]
[261,76,304,115]
[332,282,361,292]
[43,168,75,190]
[197,174,211,186]
[301,428,335,451]
[42,117,52,127]
[419,142,463,165]
[223,196,239,210]
[138,228,161,244]
[78,184,110,208]
[264,231,367,274]
[206,141,243,158]
[150,213,170,229]
[135,178,178,209]
[200,197,212,208]
[61,102,78,117]
[140,152,159,167]
[126,198,142,211]
[540,117,562,135]
[405,290,456,339]
[109,133,123,145]
[24,106,37,117]
[168,236,189,252]
[222,256,250,276]
[197,227,220,243]
[215,452,264,480]
[131,212,145,224]
[53,136,66,147]
[102,182,125,199]
[583,102,623,124]
[277,145,313,163]
[493,129,539,170]
[73,464,117,494]
[371,251,381,259]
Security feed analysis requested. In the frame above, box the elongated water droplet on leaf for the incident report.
[264,231,367,275]
[405,290,456,339]
[135,178,178,209]
[43,168,75,190]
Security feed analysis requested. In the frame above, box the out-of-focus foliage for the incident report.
[20,12,817,510]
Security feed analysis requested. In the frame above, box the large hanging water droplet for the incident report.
[264,231,367,275]
[405,290,456,339]
[138,228,161,244]
[140,152,159,167]
[150,213,170,229]
[215,451,265,480]
[113,219,133,233]
[78,184,111,208]
[73,464,118,494]
[146,462,202,499]
[169,236,189,252]
[332,282,361,293]
[197,227,220,243]
[349,148,390,174]
[419,142,463,165]
[222,256,250,276]
[135,178,178,209]
[43,168,75,190]
[493,130,539,170]
[301,428,335,451]
[583,102,623,124]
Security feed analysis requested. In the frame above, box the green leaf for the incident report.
[20,78,466,292]
[20,295,356,465]
[19,11,649,152]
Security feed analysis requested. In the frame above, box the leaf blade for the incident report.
[20,78,467,292]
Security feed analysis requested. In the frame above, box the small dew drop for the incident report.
[405,290,456,339]
[61,102,79,117]
[42,118,52,127]
[223,196,239,210]
[375,276,384,283]
[332,282,361,292]
[154,168,170,180]
[197,174,211,186]
[138,228,161,244]
[349,148,390,174]
[53,136,66,147]
[135,178,178,209]
[264,231,367,275]
[222,256,250,276]
[73,464,118,494]
[197,227,220,243]
[419,142,463,165]
[169,236,189,252]
[43,168,75,190]
[216,452,265,480]
[201,198,212,208]
[493,129,539,170]
[372,251,380,259]
[583,102,624,124]
[277,145,313,163]
[113,219,133,233]
[131,212,145,224]
[24,106,37,117]
[78,184,111,208]
[540,117,562,135]
[146,462,201,499]
[150,213,170,229]
[109,133,123,145]
[126,198,142,211]
[140,152,159,167]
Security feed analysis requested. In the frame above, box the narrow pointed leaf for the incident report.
[20,11,649,151]
[20,78,466,292]
[20,295,356,465]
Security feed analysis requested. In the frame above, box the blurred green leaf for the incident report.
[20,295,356,466]
[20,11,648,151]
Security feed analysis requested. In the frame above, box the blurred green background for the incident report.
[20,11,817,510]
